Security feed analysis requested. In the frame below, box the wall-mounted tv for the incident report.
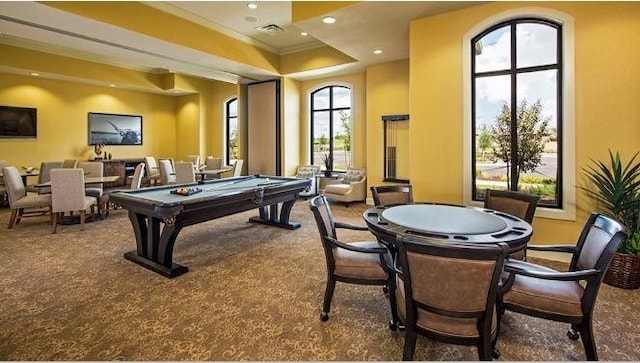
[0,106,37,138]
[88,112,142,145]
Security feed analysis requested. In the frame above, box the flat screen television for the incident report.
[0,106,37,138]
[88,112,142,145]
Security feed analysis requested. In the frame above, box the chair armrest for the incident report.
[335,221,369,231]
[505,259,599,281]
[527,244,576,254]
[325,236,387,254]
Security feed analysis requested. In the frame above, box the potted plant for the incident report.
[581,150,640,289]
[321,153,333,177]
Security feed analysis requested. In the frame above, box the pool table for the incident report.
[109,175,311,278]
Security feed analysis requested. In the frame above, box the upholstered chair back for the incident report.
[483,189,539,224]
[2,166,26,204]
[129,163,146,189]
[50,168,87,213]
[62,159,77,168]
[158,159,176,184]
[232,159,244,177]
[174,162,196,184]
[371,184,413,207]
[205,157,222,170]
[79,161,104,198]
[34,161,64,194]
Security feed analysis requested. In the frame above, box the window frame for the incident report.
[225,97,238,166]
[309,85,352,172]
[471,18,563,208]
[462,7,576,221]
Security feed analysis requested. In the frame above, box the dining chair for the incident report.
[323,166,367,207]
[78,161,104,212]
[158,159,176,185]
[2,166,52,229]
[394,234,509,360]
[204,157,223,180]
[497,212,626,361]
[62,159,77,168]
[26,161,63,194]
[370,184,413,207]
[308,195,401,329]
[186,155,200,169]
[143,156,161,186]
[232,159,243,177]
[101,162,146,217]
[484,189,539,260]
[0,160,8,206]
[50,168,97,233]
[174,161,196,183]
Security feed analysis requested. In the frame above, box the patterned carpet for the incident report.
[0,200,639,361]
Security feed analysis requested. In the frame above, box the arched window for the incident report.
[225,97,238,165]
[471,18,563,208]
[310,85,352,172]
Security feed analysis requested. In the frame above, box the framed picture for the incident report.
[88,112,142,145]
[0,106,37,138]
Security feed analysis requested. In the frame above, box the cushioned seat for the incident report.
[309,195,400,329]
[323,166,366,206]
[2,165,52,229]
[497,213,627,360]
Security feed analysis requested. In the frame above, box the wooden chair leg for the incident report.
[15,208,24,225]
[48,206,53,225]
[91,205,96,222]
[7,209,18,229]
[52,212,58,234]
[402,329,417,360]
[320,279,336,321]
[80,210,86,231]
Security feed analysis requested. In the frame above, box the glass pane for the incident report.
[228,99,237,117]
[475,25,510,73]
[516,70,558,204]
[332,86,351,109]
[517,23,557,68]
[312,88,330,110]
[312,111,330,167]
[228,117,238,160]
[474,75,511,196]
[332,109,351,170]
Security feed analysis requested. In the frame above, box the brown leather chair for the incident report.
[394,234,509,360]
[308,195,400,329]
[484,189,539,259]
[370,184,413,207]
[497,213,627,361]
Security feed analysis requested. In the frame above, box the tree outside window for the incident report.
[472,19,562,208]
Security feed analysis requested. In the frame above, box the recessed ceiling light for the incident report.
[300,32,308,36]
[373,49,383,54]
[109,84,117,88]
[322,16,336,24]
[29,72,39,76]
[247,3,258,10]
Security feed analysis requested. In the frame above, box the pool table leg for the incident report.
[249,200,301,230]
[123,211,189,278]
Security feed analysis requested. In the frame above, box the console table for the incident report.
[98,158,145,188]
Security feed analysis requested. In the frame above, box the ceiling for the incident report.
[0,1,481,85]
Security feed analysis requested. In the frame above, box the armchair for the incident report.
[323,166,367,206]
[497,212,627,360]
[295,164,321,197]
[308,195,400,329]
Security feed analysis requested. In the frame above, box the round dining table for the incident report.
[363,203,533,253]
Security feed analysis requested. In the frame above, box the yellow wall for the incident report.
[365,59,410,194]
[0,73,176,166]
[283,77,302,176]
[409,2,640,243]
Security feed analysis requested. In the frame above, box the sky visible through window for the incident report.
[475,23,557,131]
